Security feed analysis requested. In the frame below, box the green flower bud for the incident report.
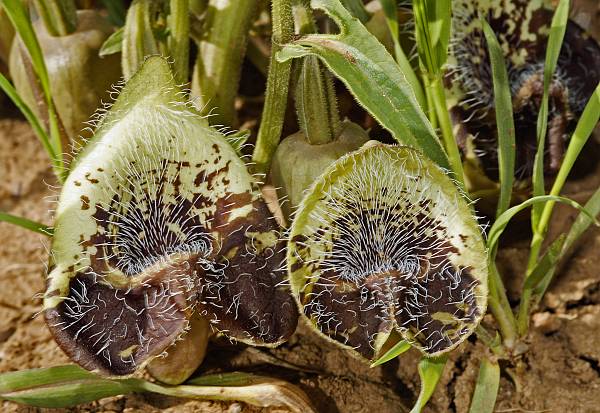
[270,121,369,221]
[9,10,121,142]
[288,142,488,362]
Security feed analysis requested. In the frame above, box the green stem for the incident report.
[488,262,517,349]
[168,0,190,85]
[191,0,258,127]
[430,74,464,186]
[423,74,437,130]
[33,0,77,37]
[251,0,294,175]
[122,0,159,80]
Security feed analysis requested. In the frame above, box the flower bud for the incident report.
[270,121,369,221]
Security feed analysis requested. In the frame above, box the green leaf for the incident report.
[277,0,449,169]
[0,211,52,236]
[410,356,447,413]
[99,26,123,56]
[0,73,57,167]
[2,0,65,174]
[101,0,126,27]
[413,0,451,75]
[534,185,600,300]
[468,358,500,413]
[340,0,369,23]
[488,195,598,261]
[0,365,316,412]
[379,0,426,109]
[527,81,600,271]
[370,340,411,367]
[531,0,570,230]
[523,234,566,291]
[481,20,515,218]
[122,0,160,80]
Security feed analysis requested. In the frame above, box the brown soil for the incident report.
[2,3,600,412]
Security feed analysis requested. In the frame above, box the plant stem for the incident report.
[168,0,190,85]
[191,0,258,127]
[292,0,340,145]
[430,74,465,186]
[122,0,160,80]
[251,0,294,176]
[33,0,77,37]
[488,262,517,349]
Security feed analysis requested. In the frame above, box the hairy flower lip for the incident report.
[288,142,488,361]
[44,57,298,377]
[447,1,600,181]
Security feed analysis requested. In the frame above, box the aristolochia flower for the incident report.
[288,143,488,361]
[447,0,600,180]
[44,57,297,376]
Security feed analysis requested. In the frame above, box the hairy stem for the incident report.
[191,0,258,127]
[251,0,294,175]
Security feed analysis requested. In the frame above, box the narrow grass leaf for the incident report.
[531,0,570,230]
[468,357,500,413]
[481,20,515,218]
[533,185,600,300]
[0,73,57,165]
[410,356,447,413]
[0,211,53,236]
[523,235,566,291]
[379,0,426,109]
[101,0,126,26]
[277,0,449,169]
[2,0,66,177]
[370,340,411,367]
[99,27,123,56]
[488,195,597,261]
[413,0,451,75]
[0,366,315,412]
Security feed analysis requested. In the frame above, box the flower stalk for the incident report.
[251,0,294,175]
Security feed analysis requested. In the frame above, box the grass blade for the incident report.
[0,73,57,167]
[529,82,600,267]
[0,366,316,412]
[370,340,411,367]
[410,356,447,413]
[481,20,515,218]
[277,0,449,169]
[533,186,600,301]
[468,357,500,413]
[379,0,426,109]
[2,0,65,170]
[99,26,123,56]
[0,211,52,235]
[530,0,570,231]
[488,195,597,261]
